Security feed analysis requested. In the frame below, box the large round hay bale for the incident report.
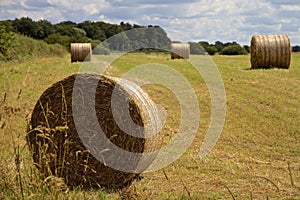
[171,43,190,60]
[250,34,291,69]
[70,43,92,62]
[26,73,162,189]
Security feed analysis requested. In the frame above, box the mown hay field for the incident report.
[0,53,299,199]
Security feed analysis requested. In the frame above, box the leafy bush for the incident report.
[199,41,209,49]
[205,46,218,55]
[0,30,66,63]
[0,25,16,61]
[221,44,248,55]
[91,40,111,55]
[44,33,91,50]
[243,45,250,53]
[44,33,72,49]
[189,42,206,55]
[292,45,300,52]
[91,40,101,49]
[48,44,67,57]
[12,35,66,61]
[93,44,111,55]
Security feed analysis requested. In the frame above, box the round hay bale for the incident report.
[250,34,291,69]
[26,73,162,189]
[70,43,92,62]
[171,43,190,60]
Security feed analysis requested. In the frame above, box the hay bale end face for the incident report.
[171,43,190,60]
[27,73,162,189]
[70,43,92,62]
[250,34,291,69]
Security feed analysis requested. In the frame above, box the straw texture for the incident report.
[27,73,162,189]
[171,43,190,60]
[250,34,291,69]
[70,43,92,62]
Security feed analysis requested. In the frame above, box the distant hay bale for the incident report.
[27,73,162,189]
[171,43,190,60]
[250,34,291,69]
[70,43,92,62]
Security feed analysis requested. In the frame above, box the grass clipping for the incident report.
[26,73,162,189]
[250,34,291,69]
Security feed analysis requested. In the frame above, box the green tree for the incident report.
[223,41,238,48]
[96,22,123,39]
[133,24,142,28]
[125,26,171,52]
[0,20,14,32]
[144,26,171,50]
[214,41,224,52]
[36,19,54,39]
[189,42,206,55]
[125,28,146,50]
[199,41,209,50]
[12,17,39,38]
[55,21,77,36]
[120,21,133,31]
[221,44,248,55]
[44,33,72,49]
[206,46,218,55]
[0,25,16,61]
[106,32,132,51]
[292,46,300,52]
[243,45,250,53]
[72,27,87,37]
[78,21,106,41]
[92,41,111,55]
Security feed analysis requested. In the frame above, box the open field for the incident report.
[0,53,300,199]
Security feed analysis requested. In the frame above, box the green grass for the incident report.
[0,33,66,63]
[0,53,300,199]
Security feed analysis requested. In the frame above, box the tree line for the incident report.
[188,41,250,55]
[0,17,171,54]
[0,17,299,56]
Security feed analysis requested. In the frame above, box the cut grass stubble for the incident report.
[0,54,300,199]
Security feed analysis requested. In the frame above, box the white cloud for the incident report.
[281,5,300,11]
[46,0,109,12]
[0,0,12,6]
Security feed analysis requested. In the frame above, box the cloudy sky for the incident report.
[0,0,299,45]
